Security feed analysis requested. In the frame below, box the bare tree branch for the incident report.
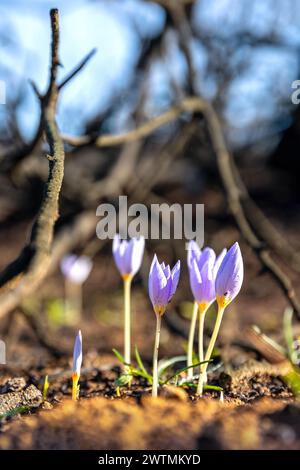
[0,9,65,320]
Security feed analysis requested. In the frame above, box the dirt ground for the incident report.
[0,363,298,450]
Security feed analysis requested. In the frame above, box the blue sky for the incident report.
[1,0,300,149]
[0,0,165,137]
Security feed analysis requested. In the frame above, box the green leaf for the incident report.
[283,367,300,397]
[42,375,49,402]
[0,405,31,420]
[115,374,132,387]
[112,348,130,366]
[158,355,187,378]
[183,383,223,391]
[134,345,150,378]
[130,367,153,384]
[162,360,211,385]
[204,384,223,391]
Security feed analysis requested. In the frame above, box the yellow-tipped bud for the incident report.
[154,305,167,316]
[197,302,209,315]
[72,372,80,401]
[216,294,230,309]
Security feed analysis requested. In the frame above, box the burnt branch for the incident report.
[0,10,66,319]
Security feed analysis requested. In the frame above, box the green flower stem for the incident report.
[187,301,198,380]
[123,276,132,367]
[197,305,225,396]
[152,314,162,397]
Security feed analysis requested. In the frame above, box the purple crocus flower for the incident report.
[73,330,82,379]
[189,249,216,312]
[215,242,243,308]
[113,234,145,280]
[60,255,93,284]
[188,242,227,311]
[148,255,180,315]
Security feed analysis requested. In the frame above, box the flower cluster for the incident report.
[188,241,243,311]
[68,236,243,400]
[187,241,243,394]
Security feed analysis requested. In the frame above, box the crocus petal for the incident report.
[199,259,215,304]
[150,253,158,275]
[148,256,180,312]
[122,238,134,274]
[169,260,181,300]
[162,264,171,279]
[213,248,227,279]
[189,255,216,306]
[113,235,125,275]
[148,256,169,308]
[130,237,145,276]
[215,242,243,303]
[189,258,203,302]
[73,330,82,376]
[187,240,201,269]
[113,234,144,277]
[198,247,216,271]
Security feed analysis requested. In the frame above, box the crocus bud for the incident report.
[113,234,145,280]
[60,255,93,284]
[73,330,82,379]
[213,248,227,279]
[189,249,216,313]
[215,242,243,308]
[148,255,180,316]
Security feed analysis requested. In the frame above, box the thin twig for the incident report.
[58,48,97,90]
[166,1,198,94]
